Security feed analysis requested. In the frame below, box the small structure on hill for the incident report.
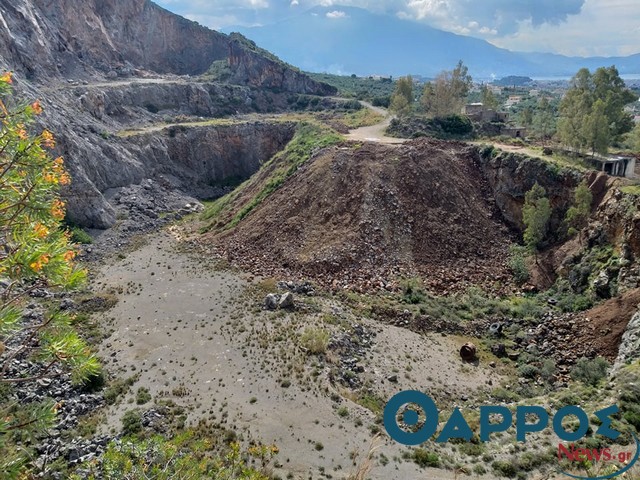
[501,126,527,139]
[463,103,508,123]
[463,103,524,138]
[590,155,636,178]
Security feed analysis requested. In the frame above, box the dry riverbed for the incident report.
[93,227,503,479]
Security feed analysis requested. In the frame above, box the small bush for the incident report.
[69,226,93,244]
[571,357,609,386]
[412,449,440,468]
[508,245,530,284]
[492,460,517,477]
[121,409,143,436]
[300,327,330,354]
[540,359,556,382]
[136,387,151,405]
[402,278,426,304]
[518,364,540,379]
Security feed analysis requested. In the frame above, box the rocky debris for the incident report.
[277,280,315,296]
[517,290,640,375]
[264,294,279,310]
[78,180,207,261]
[328,324,376,389]
[263,292,295,310]
[59,297,76,310]
[491,343,507,358]
[209,139,514,294]
[593,270,611,298]
[278,292,295,309]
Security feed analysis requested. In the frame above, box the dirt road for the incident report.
[346,101,406,144]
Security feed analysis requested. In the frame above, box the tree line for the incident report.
[387,62,638,156]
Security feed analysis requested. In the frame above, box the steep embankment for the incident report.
[204,137,515,292]
[0,0,335,95]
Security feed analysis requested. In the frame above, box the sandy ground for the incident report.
[93,229,504,480]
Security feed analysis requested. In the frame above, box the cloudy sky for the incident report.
[154,0,639,57]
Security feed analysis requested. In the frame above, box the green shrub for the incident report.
[571,357,609,386]
[540,359,556,382]
[508,245,530,284]
[300,327,330,354]
[435,114,473,136]
[518,364,540,379]
[71,432,274,480]
[69,226,93,244]
[135,387,151,405]
[121,409,143,436]
[413,448,440,468]
[402,278,426,304]
[492,460,517,477]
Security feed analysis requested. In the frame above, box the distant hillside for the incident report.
[229,5,640,78]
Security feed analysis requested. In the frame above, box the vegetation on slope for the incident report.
[0,73,97,479]
[202,122,342,231]
[307,72,396,104]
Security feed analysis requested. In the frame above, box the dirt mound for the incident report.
[577,288,640,360]
[207,138,514,292]
[530,288,640,370]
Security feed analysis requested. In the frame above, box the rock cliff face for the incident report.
[58,119,295,228]
[476,147,583,233]
[0,0,334,95]
[0,0,335,228]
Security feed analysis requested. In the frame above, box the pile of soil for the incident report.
[206,138,515,292]
[529,288,640,370]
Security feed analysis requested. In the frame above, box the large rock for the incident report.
[278,292,294,309]
[614,310,640,371]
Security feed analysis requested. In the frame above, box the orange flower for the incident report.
[59,172,71,185]
[0,72,13,84]
[31,100,43,115]
[41,130,55,149]
[43,172,58,184]
[33,223,49,239]
[30,254,50,272]
[50,199,65,220]
[16,124,27,140]
[63,250,76,262]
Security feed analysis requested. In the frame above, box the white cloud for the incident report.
[326,10,348,18]
[154,0,640,56]
[488,0,640,56]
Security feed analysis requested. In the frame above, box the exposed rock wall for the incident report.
[0,0,334,95]
[58,121,295,228]
[475,147,583,234]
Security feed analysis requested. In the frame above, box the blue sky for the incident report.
[154,0,639,57]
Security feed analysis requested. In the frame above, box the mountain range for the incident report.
[227,6,640,79]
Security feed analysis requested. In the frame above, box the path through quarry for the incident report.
[95,229,501,480]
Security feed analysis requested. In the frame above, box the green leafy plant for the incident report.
[0,72,98,479]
